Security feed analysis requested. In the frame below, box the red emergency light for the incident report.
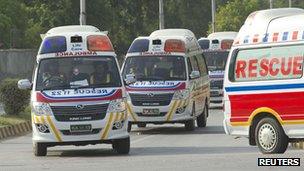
[87,35,114,51]
[164,39,185,53]
[221,39,233,50]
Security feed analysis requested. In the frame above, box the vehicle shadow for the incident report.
[48,148,122,157]
[47,145,259,157]
[131,125,225,135]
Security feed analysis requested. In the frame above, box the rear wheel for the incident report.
[137,123,147,128]
[112,137,130,154]
[33,142,47,156]
[255,117,289,154]
[197,104,208,127]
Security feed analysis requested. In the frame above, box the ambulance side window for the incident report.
[187,58,193,75]
[196,54,208,76]
[189,56,200,72]
[231,44,304,82]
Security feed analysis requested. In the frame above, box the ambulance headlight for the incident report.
[32,102,52,115]
[173,89,189,100]
[108,99,126,112]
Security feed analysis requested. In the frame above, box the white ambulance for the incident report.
[198,32,237,103]
[122,29,210,131]
[224,8,304,153]
[18,25,129,156]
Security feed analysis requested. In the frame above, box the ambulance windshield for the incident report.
[203,51,229,71]
[36,56,121,91]
[123,56,186,81]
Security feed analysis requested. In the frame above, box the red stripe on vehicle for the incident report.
[228,91,304,123]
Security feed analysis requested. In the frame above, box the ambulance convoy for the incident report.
[198,32,237,103]
[122,29,210,131]
[18,26,130,156]
[17,8,304,156]
[224,8,304,153]
[18,27,209,156]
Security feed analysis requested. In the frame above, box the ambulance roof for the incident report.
[207,32,237,40]
[37,25,115,60]
[46,25,101,35]
[127,29,201,56]
[150,29,196,38]
[234,8,304,46]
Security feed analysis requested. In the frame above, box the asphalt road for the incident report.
[0,109,303,171]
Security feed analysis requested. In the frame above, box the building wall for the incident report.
[0,49,37,81]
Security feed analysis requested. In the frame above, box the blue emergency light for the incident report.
[127,39,149,53]
[40,36,67,54]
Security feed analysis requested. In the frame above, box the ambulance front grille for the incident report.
[50,104,109,122]
[210,80,223,89]
[129,93,174,106]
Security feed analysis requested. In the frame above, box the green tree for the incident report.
[0,0,27,48]
[209,0,261,33]
[208,0,303,34]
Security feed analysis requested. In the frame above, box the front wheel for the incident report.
[185,119,195,131]
[197,104,208,127]
[112,137,130,154]
[127,122,132,132]
[33,142,47,156]
[255,117,289,154]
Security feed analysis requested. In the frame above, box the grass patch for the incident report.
[0,106,31,126]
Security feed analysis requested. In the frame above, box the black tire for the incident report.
[197,104,208,127]
[185,103,195,131]
[185,119,195,131]
[33,142,47,156]
[255,117,289,154]
[112,137,130,154]
[127,122,132,132]
[137,123,147,128]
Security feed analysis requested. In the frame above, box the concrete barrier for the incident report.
[0,121,31,140]
[291,142,304,149]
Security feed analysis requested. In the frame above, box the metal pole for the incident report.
[211,0,215,33]
[80,0,86,25]
[269,0,273,9]
[289,0,292,7]
[159,0,164,29]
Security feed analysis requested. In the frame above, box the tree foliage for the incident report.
[1,0,304,59]
[210,0,304,33]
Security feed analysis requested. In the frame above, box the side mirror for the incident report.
[189,71,200,79]
[125,74,136,85]
[18,79,32,90]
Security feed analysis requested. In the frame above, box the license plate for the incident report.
[70,124,92,132]
[142,109,159,115]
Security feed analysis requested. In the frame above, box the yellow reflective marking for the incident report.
[120,112,125,120]
[101,113,114,139]
[115,112,120,121]
[166,101,178,121]
[35,116,42,124]
[46,116,62,142]
[126,102,137,121]
[31,114,34,123]
[40,116,46,124]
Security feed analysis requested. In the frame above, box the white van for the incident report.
[18,25,130,156]
[122,29,210,131]
[198,32,237,103]
[224,8,304,153]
